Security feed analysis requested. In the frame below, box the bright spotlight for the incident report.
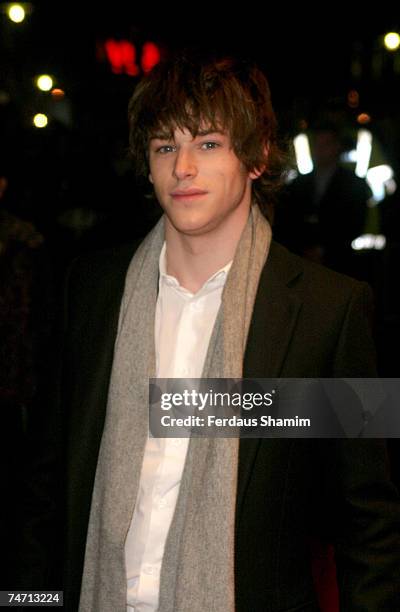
[7,4,25,23]
[36,75,53,92]
[33,113,48,128]
[293,134,314,175]
[355,130,372,178]
[351,234,386,251]
[384,32,400,51]
[366,165,395,202]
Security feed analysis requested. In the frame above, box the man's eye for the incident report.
[156,145,176,154]
[201,141,220,150]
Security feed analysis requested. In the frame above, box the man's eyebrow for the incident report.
[149,128,224,141]
[149,133,172,141]
[196,128,224,136]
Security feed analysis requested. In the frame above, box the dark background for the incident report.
[1,5,400,241]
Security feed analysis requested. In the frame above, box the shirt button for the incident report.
[144,565,155,575]
[172,439,182,447]
[159,498,167,509]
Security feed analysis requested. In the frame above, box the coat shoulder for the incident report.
[69,241,140,279]
[269,240,372,306]
[67,241,140,297]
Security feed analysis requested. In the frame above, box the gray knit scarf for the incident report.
[79,204,272,611]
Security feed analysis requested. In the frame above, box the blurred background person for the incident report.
[275,122,371,276]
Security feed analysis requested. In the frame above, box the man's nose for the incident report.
[173,149,197,180]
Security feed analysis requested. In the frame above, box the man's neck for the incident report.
[164,206,251,294]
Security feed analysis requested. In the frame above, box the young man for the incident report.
[25,53,399,611]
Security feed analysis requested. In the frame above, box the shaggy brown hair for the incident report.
[128,51,287,216]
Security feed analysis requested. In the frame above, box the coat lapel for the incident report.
[236,241,304,524]
[243,240,304,379]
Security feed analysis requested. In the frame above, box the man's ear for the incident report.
[249,167,264,180]
[249,142,270,180]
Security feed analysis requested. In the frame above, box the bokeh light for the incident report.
[357,113,371,124]
[384,32,400,51]
[33,113,48,128]
[51,88,65,100]
[36,75,53,92]
[7,4,25,23]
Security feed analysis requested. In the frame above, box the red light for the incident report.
[104,39,140,76]
[51,88,65,100]
[357,113,371,125]
[141,42,161,73]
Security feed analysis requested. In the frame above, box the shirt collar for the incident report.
[158,242,232,297]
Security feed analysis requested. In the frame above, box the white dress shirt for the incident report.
[126,243,231,612]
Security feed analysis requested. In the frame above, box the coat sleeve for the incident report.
[328,282,400,610]
[332,281,377,378]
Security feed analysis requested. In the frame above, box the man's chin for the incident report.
[166,213,216,237]
[170,222,212,237]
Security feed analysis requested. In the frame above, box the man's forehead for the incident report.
[149,123,227,141]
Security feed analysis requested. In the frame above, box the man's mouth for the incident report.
[171,189,208,200]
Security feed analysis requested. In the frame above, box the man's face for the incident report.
[148,127,258,237]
